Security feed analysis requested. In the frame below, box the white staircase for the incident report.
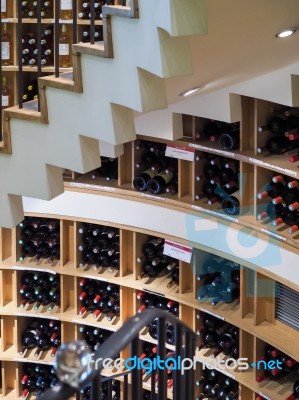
[0,0,207,228]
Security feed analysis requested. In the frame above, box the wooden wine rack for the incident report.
[1,5,299,397]
[0,205,297,399]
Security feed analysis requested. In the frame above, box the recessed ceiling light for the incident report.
[276,28,296,38]
[179,87,200,97]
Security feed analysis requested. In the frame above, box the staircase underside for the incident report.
[1,0,299,227]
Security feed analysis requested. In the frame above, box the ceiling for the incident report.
[165,0,299,105]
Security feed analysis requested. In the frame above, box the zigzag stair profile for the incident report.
[0,0,207,228]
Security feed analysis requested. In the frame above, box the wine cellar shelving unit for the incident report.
[65,97,299,250]
[0,2,299,399]
[0,208,297,399]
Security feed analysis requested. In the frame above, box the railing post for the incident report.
[36,0,42,111]
[54,0,60,77]
[157,317,167,400]
[183,331,196,400]
[90,0,95,44]
[90,374,102,400]
[17,0,23,109]
[72,0,77,44]
[173,324,183,400]
[131,337,142,398]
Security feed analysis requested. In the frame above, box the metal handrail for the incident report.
[41,308,199,400]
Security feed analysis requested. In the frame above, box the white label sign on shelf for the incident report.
[200,308,225,321]
[260,228,287,242]
[165,144,195,161]
[189,143,235,158]
[259,393,271,400]
[249,158,297,177]
[163,240,193,263]
[13,266,56,274]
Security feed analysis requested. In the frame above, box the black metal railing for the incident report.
[41,309,199,400]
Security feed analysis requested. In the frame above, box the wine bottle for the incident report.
[1,75,10,109]
[60,0,72,19]
[258,115,299,135]
[221,194,240,216]
[133,168,157,191]
[1,0,7,18]
[147,170,174,195]
[286,380,299,400]
[142,237,163,257]
[34,332,51,357]
[59,24,71,67]
[1,22,12,65]
[257,136,290,155]
[283,209,299,233]
[19,323,39,355]
[78,9,89,18]
[219,129,240,150]
[201,120,225,141]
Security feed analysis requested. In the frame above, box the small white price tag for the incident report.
[200,308,225,320]
[13,266,56,274]
[259,393,271,400]
[189,143,235,158]
[165,144,195,161]
[142,194,165,202]
[260,228,287,242]
[83,274,108,282]
[163,240,193,263]
[249,158,297,177]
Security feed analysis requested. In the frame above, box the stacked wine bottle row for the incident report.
[194,153,240,216]
[78,1,106,20]
[256,344,298,384]
[19,318,61,358]
[79,25,104,43]
[22,27,54,67]
[88,157,118,181]
[257,108,299,160]
[196,257,240,307]
[257,173,299,234]
[137,292,179,345]
[19,271,60,311]
[196,313,239,361]
[196,368,239,400]
[21,0,54,18]
[18,217,60,263]
[78,278,120,321]
[136,236,179,283]
[23,78,39,102]
[193,119,240,151]
[81,380,120,400]
[21,362,121,400]
[77,222,120,271]
[133,140,178,195]
[21,363,58,400]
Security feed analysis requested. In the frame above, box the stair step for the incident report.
[73,41,106,58]
[4,100,46,124]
